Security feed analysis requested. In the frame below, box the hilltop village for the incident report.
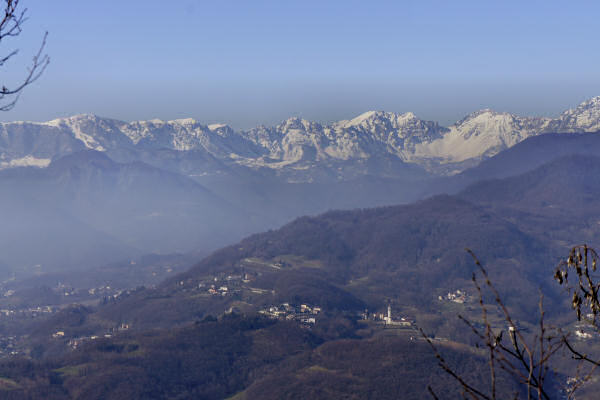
[259,303,321,326]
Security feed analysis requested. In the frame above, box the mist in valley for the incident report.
[2,1,600,399]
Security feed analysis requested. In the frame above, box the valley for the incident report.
[0,143,600,397]
[1,101,600,398]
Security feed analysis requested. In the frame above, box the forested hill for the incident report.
[0,314,526,399]
[160,194,553,318]
[2,153,598,398]
[170,153,600,321]
[44,152,600,334]
[459,154,600,218]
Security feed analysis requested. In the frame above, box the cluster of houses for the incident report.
[192,272,259,297]
[2,283,128,303]
[362,304,413,327]
[574,316,598,340]
[66,334,114,349]
[0,305,54,319]
[206,284,231,296]
[0,335,22,356]
[60,323,132,349]
[566,313,600,340]
[574,330,594,339]
[439,289,469,304]
[259,303,322,325]
[89,285,136,302]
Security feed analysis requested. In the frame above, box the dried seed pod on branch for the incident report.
[426,248,600,399]
[554,245,600,325]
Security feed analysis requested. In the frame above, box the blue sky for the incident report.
[2,0,600,128]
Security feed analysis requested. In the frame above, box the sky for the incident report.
[1,0,600,129]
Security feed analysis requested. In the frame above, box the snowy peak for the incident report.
[455,109,502,124]
[277,117,322,133]
[48,114,131,151]
[241,111,447,166]
[337,110,409,129]
[207,123,228,131]
[573,96,600,110]
[340,110,379,128]
[452,109,549,139]
[172,118,198,125]
[333,111,445,142]
[550,96,600,132]
[329,111,448,162]
[414,109,552,166]
[337,110,434,132]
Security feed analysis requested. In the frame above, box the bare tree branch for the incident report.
[426,245,600,399]
[0,0,49,111]
[420,327,492,400]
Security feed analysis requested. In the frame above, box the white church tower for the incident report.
[386,304,392,324]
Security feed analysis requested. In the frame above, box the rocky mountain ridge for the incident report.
[2,97,600,178]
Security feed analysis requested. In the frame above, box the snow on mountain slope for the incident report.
[242,112,447,168]
[0,119,87,163]
[546,96,600,133]
[0,115,261,169]
[0,155,51,169]
[413,110,551,163]
[334,110,447,158]
[236,97,600,174]
[47,114,133,151]
[238,97,600,173]
[107,117,260,158]
[1,97,600,177]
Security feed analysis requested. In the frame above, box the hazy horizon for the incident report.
[0,1,599,129]
[2,91,599,131]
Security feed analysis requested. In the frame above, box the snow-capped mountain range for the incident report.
[2,98,600,273]
[2,97,600,178]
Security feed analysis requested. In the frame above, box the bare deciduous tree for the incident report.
[424,247,600,399]
[0,0,49,111]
